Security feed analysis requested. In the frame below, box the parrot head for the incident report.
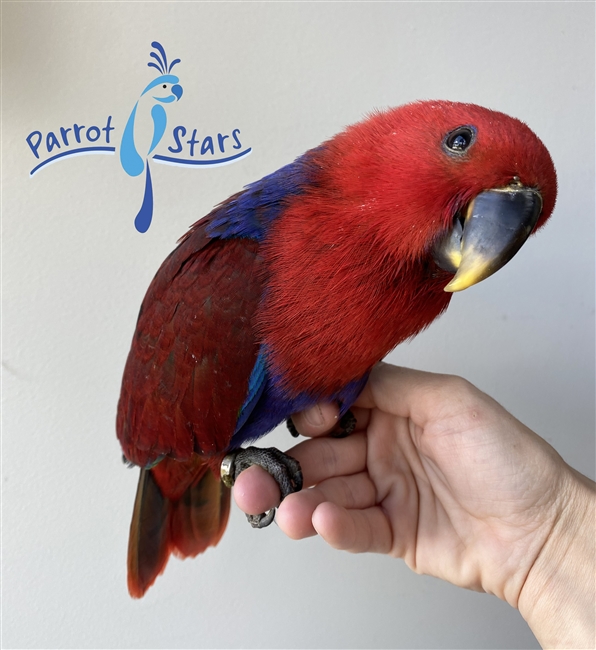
[259,101,557,393]
[319,101,557,293]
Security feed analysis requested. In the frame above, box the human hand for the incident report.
[234,363,594,647]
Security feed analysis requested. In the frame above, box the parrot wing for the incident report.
[118,155,316,466]
[117,219,264,470]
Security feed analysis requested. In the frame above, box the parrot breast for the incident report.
[258,206,453,397]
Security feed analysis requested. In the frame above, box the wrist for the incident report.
[518,466,595,648]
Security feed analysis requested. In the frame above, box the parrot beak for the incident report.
[433,184,543,292]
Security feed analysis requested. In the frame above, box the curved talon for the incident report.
[286,417,300,438]
[247,508,276,528]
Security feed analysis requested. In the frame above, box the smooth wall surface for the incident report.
[3,3,594,648]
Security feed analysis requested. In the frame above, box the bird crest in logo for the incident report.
[120,42,183,233]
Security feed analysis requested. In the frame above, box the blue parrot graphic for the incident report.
[120,42,183,233]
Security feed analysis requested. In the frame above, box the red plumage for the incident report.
[259,103,556,394]
[118,225,263,469]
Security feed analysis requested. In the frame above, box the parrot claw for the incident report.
[246,509,276,529]
[330,409,357,438]
[286,417,300,438]
[220,446,303,528]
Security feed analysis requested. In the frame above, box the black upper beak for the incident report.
[433,184,543,292]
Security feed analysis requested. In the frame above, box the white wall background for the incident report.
[3,2,594,649]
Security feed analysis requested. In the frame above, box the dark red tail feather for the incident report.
[127,459,230,598]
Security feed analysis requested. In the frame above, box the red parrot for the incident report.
[117,101,557,597]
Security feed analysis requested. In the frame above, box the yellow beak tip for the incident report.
[444,279,466,293]
[443,266,487,293]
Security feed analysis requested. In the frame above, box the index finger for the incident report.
[354,363,480,426]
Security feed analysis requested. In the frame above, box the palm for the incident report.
[363,399,558,602]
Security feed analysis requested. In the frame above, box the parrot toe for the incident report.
[330,409,357,438]
[220,446,303,528]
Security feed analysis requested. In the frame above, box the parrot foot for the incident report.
[286,408,356,438]
[220,446,303,529]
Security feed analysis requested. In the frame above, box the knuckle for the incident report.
[337,476,357,508]
[443,373,474,396]
[434,374,480,413]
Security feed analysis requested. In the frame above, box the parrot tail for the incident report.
[133,164,154,234]
[127,458,231,598]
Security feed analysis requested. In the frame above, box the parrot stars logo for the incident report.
[120,42,184,232]
[25,41,252,233]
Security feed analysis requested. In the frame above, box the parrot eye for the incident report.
[443,126,476,155]
[163,84,167,88]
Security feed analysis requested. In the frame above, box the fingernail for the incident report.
[304,405,325,427]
